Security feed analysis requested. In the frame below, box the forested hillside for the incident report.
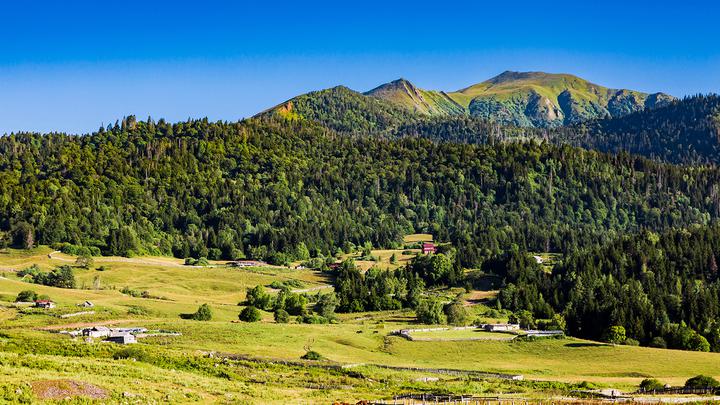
[2,115,720,267]
[570,95,720,164]
[264,86,720,166]
[495,225,720,352]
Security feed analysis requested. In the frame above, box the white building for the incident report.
[82,326,111,338]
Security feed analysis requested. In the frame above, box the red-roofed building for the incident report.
[421,243,436,255]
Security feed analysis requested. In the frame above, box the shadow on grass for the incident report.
[564,342,610,348]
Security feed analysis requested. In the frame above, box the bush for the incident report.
[685,375,720,388]
[15,290,37,302]
[245,285,272,310]
[444,300,469,326]
[274,309,290,323]
[299,314,329,324]
[127,305,150,316]
[301,350,323,360]
[191,303,213,321]
[415,298,446,325]
[624,338,640,346]
[75,255,94,269]
[602,325,626,344]
[649,336,667,348]
[239,306,262,322]
[639,378,665,392]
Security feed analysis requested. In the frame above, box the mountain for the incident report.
[446,71,673,127]
[364,78,466,116]
[264,71,674,130]
[260,85,419,134]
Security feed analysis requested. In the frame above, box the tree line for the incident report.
[2,115,720,268]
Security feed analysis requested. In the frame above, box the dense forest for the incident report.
[265,89,720,166]
[2,115,720,267]
[571,95,720,165]
[493,225,720,352]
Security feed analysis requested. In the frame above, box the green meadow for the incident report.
[2,247,720,403]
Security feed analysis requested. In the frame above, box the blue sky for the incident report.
[1,0,719,134]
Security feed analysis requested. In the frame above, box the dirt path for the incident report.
[463,290,498,306]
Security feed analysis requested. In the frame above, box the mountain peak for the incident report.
[484,71,584,86]
[365,79,465,116]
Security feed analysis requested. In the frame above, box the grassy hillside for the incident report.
[364,78,466,116]
[2,247,720,403]
[259,85,419,133]
[446,71,673,127]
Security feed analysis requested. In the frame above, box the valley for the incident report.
[2,246,720,403]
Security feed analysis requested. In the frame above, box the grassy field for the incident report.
[2,246,720,403]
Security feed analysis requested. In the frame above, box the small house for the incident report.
[484,323,520,332]
[34,300,56,309]
[82,326,111,338]
[421,243,436,255]
[106,334,136,344]
[78,301,94,308]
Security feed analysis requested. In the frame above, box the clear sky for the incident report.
[1,0,719,134]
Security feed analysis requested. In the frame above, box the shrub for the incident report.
[649,336,667,348]
[315,292,338,319]
[299,314,329,324]
[602,325,626,344]
[444,300,469,326]
[274,309,290,323]
[113,346,150,362]
[127,305,150,316]
[639,378,664,392]
[191,303,213,321]
[301,350,323,361]
[685,375,720,388]
[245,285,272,310]
[15,290,37,302]
[415,298,446,325]
[509,310,536,329]
[624,338,640,346]
[75,255,94,269]
[239,306,262,322]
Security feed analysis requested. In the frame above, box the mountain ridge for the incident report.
[263,71,674,129]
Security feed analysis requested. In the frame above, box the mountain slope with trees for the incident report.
[2,115,720,268]
[263,71,673,130]
[569,94,720,164]
[494,225,720,352]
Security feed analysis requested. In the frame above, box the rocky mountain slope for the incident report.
[264,71,673,129]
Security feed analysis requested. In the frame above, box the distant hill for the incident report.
[263,71,673,129]
[259,85,419,134]
[364,78,466,116]
[443,71,674,127]
[570,94,720,164]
